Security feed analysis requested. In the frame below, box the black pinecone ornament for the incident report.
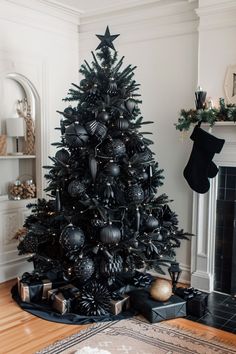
[18,233,38,254]
[78,281,111,316]
[60,224,85,252]
[100,255,123,276]
[127,184,144,203]
[68,180,86,197]
[65,123,89,147]
[74,256,95,282]
[55,149,70,163]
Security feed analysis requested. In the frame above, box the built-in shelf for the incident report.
[0,155,36,160]
[202,121,236,127]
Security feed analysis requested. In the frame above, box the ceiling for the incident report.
[45,0,161,14]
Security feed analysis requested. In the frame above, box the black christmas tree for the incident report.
[17,27,190,317]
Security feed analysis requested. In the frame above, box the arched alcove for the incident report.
[5,72,43,197]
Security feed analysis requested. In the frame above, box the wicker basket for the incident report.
[0,135,7,156]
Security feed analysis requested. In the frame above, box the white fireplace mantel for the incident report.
[191,122,236,292]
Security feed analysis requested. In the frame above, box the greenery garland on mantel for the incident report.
[175,98,236,131]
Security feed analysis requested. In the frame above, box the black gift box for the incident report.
[175,287,208,317]
[130,289,186,323]
[18,272,66,303]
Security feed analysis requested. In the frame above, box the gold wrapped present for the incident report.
[18,272,65,303]
[110,294,130,315]
[48,284,80,315]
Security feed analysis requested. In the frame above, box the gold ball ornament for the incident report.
[150,279,172,302]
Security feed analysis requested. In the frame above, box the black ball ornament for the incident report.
[105,139,126,158]
[65,123,88,147]
[100,255,123,276]
[55,149,70,163]
[141,148,153,161]
[60,224,85,252]
[127,184,144,204]
[116,117,129,130]
[63,106,75,117]
[145,215,159,231]
[100,224,121,244]
[104,161,120,177]
[125,99,136,114]
[74,256,95,282]
[98,110,110,123]
[68,180,86,197]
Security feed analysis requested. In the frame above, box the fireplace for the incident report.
[214,167,236,295]
[191,123,236,294]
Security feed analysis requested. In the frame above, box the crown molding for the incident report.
[1,0,80,38]
[80,0,198,29]
[196,1,236,30]
[79,0,198,45]
[5,0,81,25]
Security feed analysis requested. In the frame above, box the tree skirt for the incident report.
[11,284,134,325]
[35,317,236,354]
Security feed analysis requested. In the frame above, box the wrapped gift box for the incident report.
[129,289,186,323]
[110,294,130,315]
[18,272,66,303]
[175,287,208,317]
[48,284,80,315]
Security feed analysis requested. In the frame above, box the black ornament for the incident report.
[85,84,100,103]
[100,224,121,244]
[80,79,89,89]
[140,148,153,161]
[133,271,153,288]
[55,189,61,212]
[116,116,129,130]
[100,255,123,276]
[55,149,70,163]
[96,26,120,51]
[65,123,88,147]
[91,219,106,228]
[104,161,120,177]
[127,184,144,204]
[107,77,117,95]
[85,120,107,140]
[104,139,126,158]
[89,156,98,182]
[74,256,95,282]
[145,215,159,231]
[78,281,111,316]
[18,233,38,254]
[63,106,75,117]
[98,110,110,123]
[125,99,136,114]
[60,224,85,252]
[68,180,86,197]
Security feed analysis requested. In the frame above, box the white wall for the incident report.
[79,0,199,283]
[0,0,80,281]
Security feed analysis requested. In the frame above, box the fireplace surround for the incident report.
[191,122,236,295]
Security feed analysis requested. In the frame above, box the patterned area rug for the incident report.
[36,318,236,354]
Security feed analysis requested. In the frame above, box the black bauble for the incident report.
[63,106,75,117]
[74,256,95,282]
[100,255,123,276]
[116,117,129,130]
[105,139,126,158]
[68,180,86,197]
[145,215,159,231]
[100,224,121,244]
[125,99,136,114]
[98,110,110,123]
[104,162,120,177]
[65,123,88,147]
[55,149,70,163]
[141,148,153,161]
[127,184,144,204]
[60,224,85,252]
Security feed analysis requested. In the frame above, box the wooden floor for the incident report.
[1,280,236,354]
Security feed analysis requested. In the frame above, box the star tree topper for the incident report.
[96,26,120,51]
